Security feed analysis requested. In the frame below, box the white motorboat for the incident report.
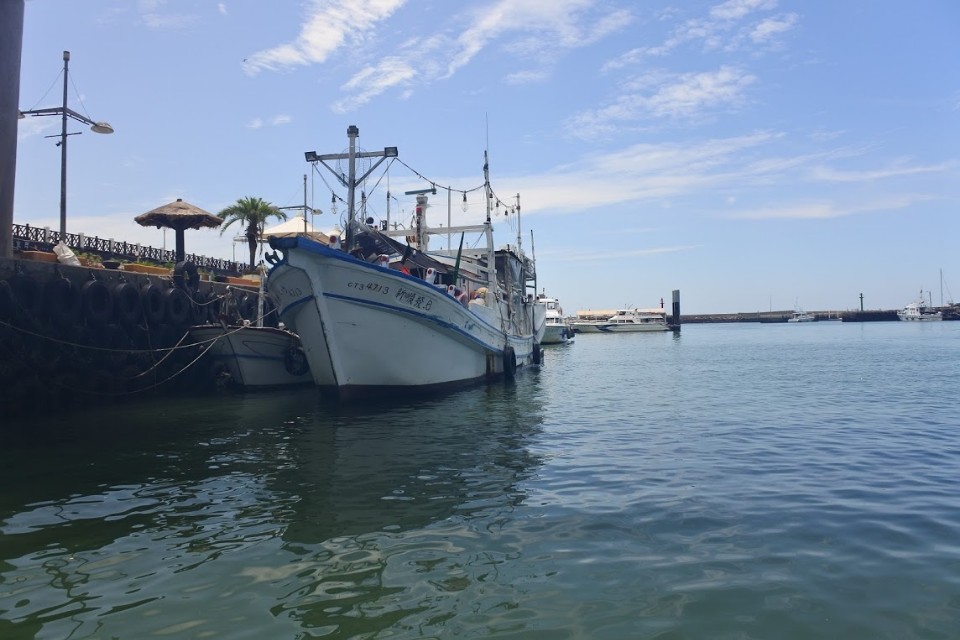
[787,309,816,322]
[572,308,669,333]
[537,293,574,344]
[898,291,942,321]
[264,125,542,399]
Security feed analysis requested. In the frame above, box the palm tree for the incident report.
[217,196,286,269]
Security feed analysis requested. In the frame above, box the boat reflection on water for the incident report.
[0,377,545,639]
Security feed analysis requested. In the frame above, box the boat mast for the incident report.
[303,125,397,251]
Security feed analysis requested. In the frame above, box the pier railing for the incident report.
[12,222,245,275]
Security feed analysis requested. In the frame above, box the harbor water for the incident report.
[1,322,958,639]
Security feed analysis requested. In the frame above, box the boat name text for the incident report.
[395,286,433,311]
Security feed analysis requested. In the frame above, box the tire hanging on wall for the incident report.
[174,260,200,291]
[140,283,165,325]
[113,282,141,326]
[45,276,81,327]
[0,280,14,322]
[81,279,114,327]
[10,274,43,322]
[164,287,191,327]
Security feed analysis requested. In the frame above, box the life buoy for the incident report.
[140,283,165,325]
[45,276,81,327]
[113,282,141,326]
[502,346,517,379]
[173,260,200,291]
[81,279,113,326]
[164,287,191,327]
[283,346,310,376]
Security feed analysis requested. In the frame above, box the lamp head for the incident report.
[304,150,318,162]
[91,121,114,134]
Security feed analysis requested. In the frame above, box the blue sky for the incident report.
[14,0,960,314]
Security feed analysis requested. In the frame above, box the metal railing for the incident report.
[12,223,246,275]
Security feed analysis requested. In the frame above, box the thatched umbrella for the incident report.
[135,198,222,262]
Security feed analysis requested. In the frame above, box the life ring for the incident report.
[113,282,141,326]
[173,260,200,291]
[44,276,81,327]
[502,346,517,379]
[284,346,310,376]
[164,287,191,327]
[140,283,166,325]
[81,279,113,327]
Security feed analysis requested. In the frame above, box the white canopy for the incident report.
[263,216,319,238]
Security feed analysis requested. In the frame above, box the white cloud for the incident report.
[244,0,632,111]
[246,118,263,129]
[242,0,406,75]
[727,196,926,220]
[567,66,757,137]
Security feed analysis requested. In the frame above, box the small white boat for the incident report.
[189,324,312,388]
[898,291,942,321]
[572,308,669,333]
[787,309,816,322]
[189,276,312,388]
[537,293,574,344]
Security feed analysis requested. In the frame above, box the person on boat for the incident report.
[470,287,487,307]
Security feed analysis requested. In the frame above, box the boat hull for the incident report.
[572,322,669,333]
[541,322,574,344]
[188,325,312,388]
[266,239,537,397]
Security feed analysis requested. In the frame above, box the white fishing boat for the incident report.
[189,275,312,388]
[537,293,574,344]
[897,291,942,321]
[264,125,543,399]
[572,308,669,333]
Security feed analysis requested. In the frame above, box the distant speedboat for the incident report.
[537,293,574,344]
[787,309,815,322]
[898,291,942,321]
[572,308,669,333]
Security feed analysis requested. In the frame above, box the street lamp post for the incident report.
[19,50,113,239]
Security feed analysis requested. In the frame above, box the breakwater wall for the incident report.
[680,308,958,323]
[0,255,271,416]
